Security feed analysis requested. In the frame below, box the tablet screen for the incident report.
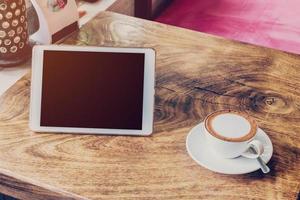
[40,50,145,130]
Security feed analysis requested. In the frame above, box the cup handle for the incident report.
[241,140,264,159]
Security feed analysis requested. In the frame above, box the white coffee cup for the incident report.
[204,110,264,159]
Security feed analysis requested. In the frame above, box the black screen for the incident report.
[40,50,145,130]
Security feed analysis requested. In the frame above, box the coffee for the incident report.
[203,110,263,159]
[205,110,257,142]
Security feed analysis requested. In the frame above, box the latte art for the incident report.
[211,113,251,138]
[205,110,257,142]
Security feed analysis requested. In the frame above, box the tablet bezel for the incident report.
[30,45,155,135]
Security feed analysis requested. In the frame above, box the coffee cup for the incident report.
[204,110,264,159]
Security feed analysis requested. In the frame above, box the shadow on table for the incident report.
[0,194,17,200]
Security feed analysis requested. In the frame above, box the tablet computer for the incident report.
[30,45,155,135]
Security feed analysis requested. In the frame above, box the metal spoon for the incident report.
[249,145,270,174]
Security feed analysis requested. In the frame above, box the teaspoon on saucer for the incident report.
[249,145,270,174]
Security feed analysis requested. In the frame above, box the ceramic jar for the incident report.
[0,0,30,67]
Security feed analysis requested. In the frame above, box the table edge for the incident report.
[0,168,87,200]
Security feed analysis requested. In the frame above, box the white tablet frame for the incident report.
[30,45,155,136]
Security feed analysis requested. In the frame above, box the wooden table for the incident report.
[0,11,299,200]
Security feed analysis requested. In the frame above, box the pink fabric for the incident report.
[156,0,300,54]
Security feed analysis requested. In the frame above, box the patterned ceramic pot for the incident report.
[0,0,31,67]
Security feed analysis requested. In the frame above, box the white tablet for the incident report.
[30,45,155,135]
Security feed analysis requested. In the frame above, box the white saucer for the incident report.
[186,123,273,174]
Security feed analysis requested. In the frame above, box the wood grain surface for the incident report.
[0,11,300,200]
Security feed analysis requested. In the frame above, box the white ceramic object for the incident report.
[30,0,78,44]
[204,111,264,159]
[204,125,264,159]
[30,0,51,44]
[186,123,273,174]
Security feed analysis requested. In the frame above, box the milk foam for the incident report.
[211,113,251,138]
